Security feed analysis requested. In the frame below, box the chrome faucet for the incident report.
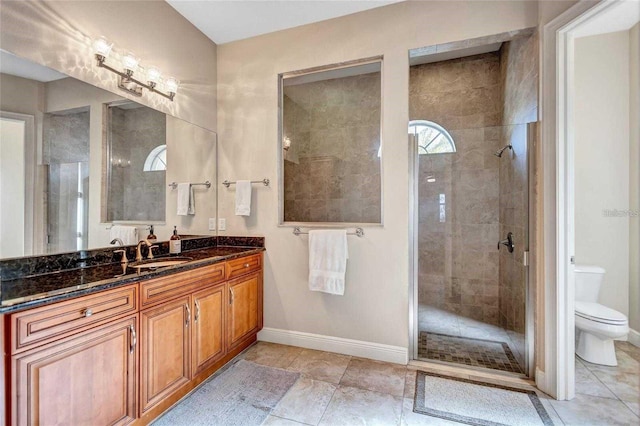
[136,239,157,262]
[110,237,124,246]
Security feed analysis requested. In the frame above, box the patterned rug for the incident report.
[419,331,524,374]
[153,360,299,425]
[414,371,554,426]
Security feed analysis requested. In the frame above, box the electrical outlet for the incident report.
[208,217,216,231]
[218,218,226,231]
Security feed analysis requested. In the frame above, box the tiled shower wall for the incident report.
[411,53,503,325]
[107,106,166,222]
[283,73,381,223]
[498,34,538,334]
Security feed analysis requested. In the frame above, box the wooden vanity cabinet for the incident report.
[228,271,262,351]
[192,284,226,375]
[4,252,263,426]
[139,295,191,413]
[11,316,138,426]
[139,265,229,414]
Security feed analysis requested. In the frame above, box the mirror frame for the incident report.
[277,56,385,228]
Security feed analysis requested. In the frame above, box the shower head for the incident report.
[494,144,513,158]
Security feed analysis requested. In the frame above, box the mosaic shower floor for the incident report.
[418,304,525,373]
[418,331,524,373]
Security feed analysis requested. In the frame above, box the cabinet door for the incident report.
[12,316,137,426]
[227,271,261,349]
[140,296,191,413]
[192,284,225,375]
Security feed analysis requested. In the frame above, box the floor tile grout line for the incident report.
[267,413,314,426]
[315,384,339,426]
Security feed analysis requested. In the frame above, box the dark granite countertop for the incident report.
[0,246,265,314]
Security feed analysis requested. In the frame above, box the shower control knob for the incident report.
[498,232,515,253]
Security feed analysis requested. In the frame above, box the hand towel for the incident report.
[109,225,138,245]
[235,180,252,216]
[177,183,195,215]
[308,230,348,295]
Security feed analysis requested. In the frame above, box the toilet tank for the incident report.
[575,265,606,302]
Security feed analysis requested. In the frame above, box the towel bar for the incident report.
[168,181,211,189]
[222,178,270,188]
[292,227,364,237]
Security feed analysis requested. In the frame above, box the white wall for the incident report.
[0,118,25,258]
[629,22,639,332]
[574,31,630,315]
[217,1,538,354]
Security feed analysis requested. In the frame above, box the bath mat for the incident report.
[152,360,299,426]
[419,332,524,374]
[414,371,554,426]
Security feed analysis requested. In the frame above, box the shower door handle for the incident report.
[498,232,515,253]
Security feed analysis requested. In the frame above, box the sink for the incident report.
[129,256,193,270]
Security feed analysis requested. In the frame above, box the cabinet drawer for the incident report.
[226,254,262,280]
[11,284,138,354]
[141,263,225,309]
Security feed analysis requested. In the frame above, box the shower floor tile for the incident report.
[418,331,524,374]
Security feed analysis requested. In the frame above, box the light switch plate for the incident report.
[208,218,216,231]
[218,218,226,231]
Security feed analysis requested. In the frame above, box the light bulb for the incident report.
[146,67,162,85]
[92,37,113,58]
[121,52,139,73]
[164,77,179,94]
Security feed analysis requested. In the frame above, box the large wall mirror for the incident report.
[0,50,217,259]
[279,57,383,225]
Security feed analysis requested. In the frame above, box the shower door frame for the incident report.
[408,124,536,379]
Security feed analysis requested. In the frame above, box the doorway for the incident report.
[409,30,538,377]
[0,112,35,258]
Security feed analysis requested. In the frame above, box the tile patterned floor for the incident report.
[234,341,640,425]
[418,304,526,372]
[419,331,524,374]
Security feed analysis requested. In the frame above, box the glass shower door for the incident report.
[47,161,89,253]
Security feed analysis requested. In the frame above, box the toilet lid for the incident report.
[575,301,628,324]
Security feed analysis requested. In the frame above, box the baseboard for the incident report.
[534,367,546,393]
[257,327,408,365]
[628,328,640,347]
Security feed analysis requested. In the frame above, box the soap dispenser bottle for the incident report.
[170,226,181,255]
[147,225,157,243]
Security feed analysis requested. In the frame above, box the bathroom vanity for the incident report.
[0,244,264,426]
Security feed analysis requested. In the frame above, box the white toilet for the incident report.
[575,265,629,366]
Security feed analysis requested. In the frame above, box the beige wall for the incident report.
[629,23,639,332]
[0,0,217,131]
[217,1,538,351]
[575,31,630,315]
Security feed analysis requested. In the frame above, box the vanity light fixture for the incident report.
[93,37,179,101]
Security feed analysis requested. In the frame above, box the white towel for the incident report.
[177,183,195,215]
[109,225,138,246]
[235,180,252,216]
[308,230,348,295]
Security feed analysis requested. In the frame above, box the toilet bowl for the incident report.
[575,265,629,366]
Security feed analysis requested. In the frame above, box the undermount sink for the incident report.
[129,256,193,270]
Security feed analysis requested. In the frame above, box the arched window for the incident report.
[408,120,456,155]
[143,145,167,171]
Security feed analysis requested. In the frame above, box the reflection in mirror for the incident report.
[106,102,166,222]
[279,58,383,225]
[0,50,217,259]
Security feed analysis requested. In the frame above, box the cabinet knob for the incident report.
[244,263,250,268]
[83,309,93,318]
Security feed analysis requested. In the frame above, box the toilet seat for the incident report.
[575,301,628,325]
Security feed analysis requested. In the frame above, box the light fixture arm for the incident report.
[95,54,175,101]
